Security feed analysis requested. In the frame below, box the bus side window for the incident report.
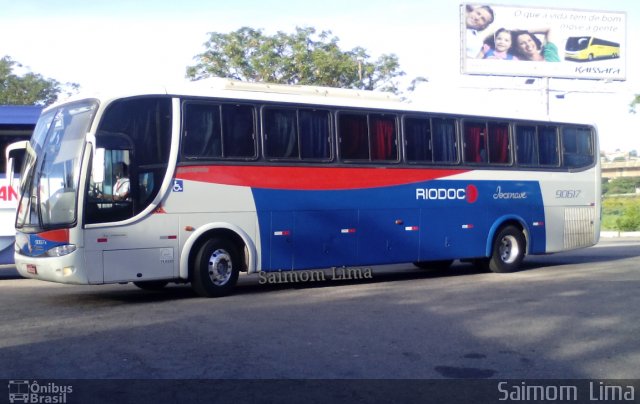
[432,118,458,163]
[516,125,538,166]
[339,113,369,160]
[299,109,331,160]
[221,104,256,159]
[488,122,511,164]
[562,126,593,168]
[404,117,433,163]
[370,114,398,161]
[538,126,559,167]
[182,103,222,159]
[263,108,298,159]
[463,121,487,164]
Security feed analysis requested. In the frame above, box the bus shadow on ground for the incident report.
[51,242,640,304]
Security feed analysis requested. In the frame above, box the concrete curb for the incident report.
[600,231,640,238]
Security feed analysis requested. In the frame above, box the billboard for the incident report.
[461,4,626,80]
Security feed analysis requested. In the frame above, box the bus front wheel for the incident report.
[192,238,240,297]
[487,226,525,273]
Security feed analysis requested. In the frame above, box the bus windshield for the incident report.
[16,100,98,231]
[565,36,590,51]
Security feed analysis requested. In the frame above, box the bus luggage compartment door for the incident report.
[358,209,420,265]
[103,247,175,282]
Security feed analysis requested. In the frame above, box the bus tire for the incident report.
[414,260,453,270]
[487,225,525,273]
[133,280,169,291]
[191,238,240,298]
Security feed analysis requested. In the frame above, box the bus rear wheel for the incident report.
[191,238,240,298]
[487,225,525,273]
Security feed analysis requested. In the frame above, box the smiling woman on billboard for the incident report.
[513,28,560,62]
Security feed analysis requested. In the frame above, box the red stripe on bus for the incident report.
[38,229,70,243]
[175,166,467,190]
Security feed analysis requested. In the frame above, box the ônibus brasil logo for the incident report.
[415,184,478,203]
[8,380,73,403]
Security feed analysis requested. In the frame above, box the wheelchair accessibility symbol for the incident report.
[172,180,184,192]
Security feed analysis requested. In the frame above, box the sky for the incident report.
[0,0,638,152]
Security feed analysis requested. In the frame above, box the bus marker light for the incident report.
[533,222,545,227]
[160,235,177,240]
[185,226,195,232]
[274,231,290,236]
[341,228,356,234]
[97,238,108,243]
[462,224,474,229]
[405,226,419,231]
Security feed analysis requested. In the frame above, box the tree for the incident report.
[0,56,77,106]
[186,27,422,95]
[631,94,640,113]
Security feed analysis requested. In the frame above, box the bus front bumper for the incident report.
[14,249,90,285]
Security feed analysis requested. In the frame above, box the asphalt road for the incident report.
[1,239,639,402]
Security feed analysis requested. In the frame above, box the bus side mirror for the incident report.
[92,147,105,183]
[5,141,28,188]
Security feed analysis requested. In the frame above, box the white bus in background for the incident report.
[8,80,600,296]
[0,105,41,265]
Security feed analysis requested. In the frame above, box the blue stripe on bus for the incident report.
[252,180,546,271]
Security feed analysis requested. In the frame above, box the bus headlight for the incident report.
[46,244,77,257]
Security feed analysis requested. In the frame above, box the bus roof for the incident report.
[52,78,407,112]
[0,105,42,125]
[50,80,596,128]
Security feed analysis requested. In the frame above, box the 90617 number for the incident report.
[556,190,581,199]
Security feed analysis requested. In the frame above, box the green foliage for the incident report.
[616,204,640,231]
[631,94,640,113]
[186,26,423,95]
[603,177,640,196]
[0,56,78,106]
[602,196,640,231]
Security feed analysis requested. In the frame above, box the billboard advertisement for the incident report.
[461,4,626,80]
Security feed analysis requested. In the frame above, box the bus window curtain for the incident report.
[433,118,457,163]
[516,126,537,165]
[371,116,396,160]
[340,114,368,159]
[222,105,255,158]
[539,126,559,166]
[405,118,431,162]
[464,124,484,163]
[299,110,330,160]
[489,124,509,164]
[265,109,298,159]
[182,104,221,158]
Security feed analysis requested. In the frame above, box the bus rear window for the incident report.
[562,126,593,169]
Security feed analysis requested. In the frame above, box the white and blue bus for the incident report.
[0,105,41,265]
[9,80,600,297]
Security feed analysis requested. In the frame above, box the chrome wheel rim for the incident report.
[207,249,233,286]
[499,235,520,264]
